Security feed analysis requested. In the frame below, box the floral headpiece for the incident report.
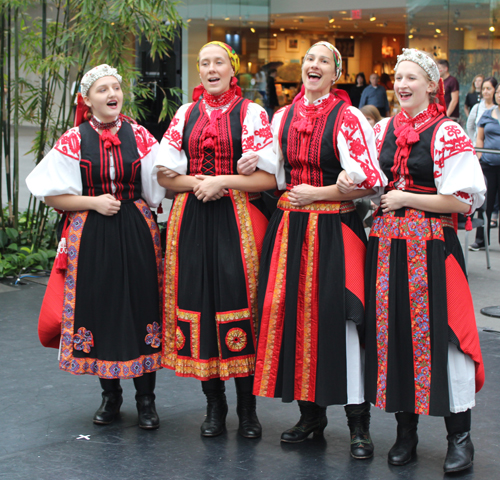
[306,41,342,81]
[197,41,240,75]
[395,48,440,83]
[80,64,122,97]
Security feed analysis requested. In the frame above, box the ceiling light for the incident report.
[224,17,230,21]
[187,18,192,23]
[408,34,414,39]
[329,17,335,23]
[490,25,496,32]
[280,27,285,31]
[436,28,442,33]
[250,27,255,33]
[370,15,376,22]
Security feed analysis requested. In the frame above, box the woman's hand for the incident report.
[288,184,319,207]
[237,153,260,175]
[380,190,407,213]
[93,194,121,216]
[193,175,228,202]
[336,171,356,194]
[157,166,180,178]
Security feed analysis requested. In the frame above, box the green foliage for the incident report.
[0,0,184,275]
[0,207,58,278]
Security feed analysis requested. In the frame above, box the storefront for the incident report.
[175,0,500,120]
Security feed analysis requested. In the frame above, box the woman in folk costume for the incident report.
[338,49,486,473]
[26,65,165,429]
[252,42,385,459]
[155,42,276,438]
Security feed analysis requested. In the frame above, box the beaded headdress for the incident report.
[197,41,240,75]
[395,48,440,83]
[80,64,122,97]
[306,41,342,81]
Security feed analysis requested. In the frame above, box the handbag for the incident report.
[38,214,70,349]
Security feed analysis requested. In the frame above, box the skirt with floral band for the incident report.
[253,192,367,407]
[364,207,484,417]
[59,199,163,379]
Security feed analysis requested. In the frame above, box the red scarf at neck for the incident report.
[292,93,335,161]
[394,103,444,159]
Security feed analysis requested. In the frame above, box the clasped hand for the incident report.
[193,175,228,202]
[94,194,121,216]
[288,184,319,207]
[380,190,407,213]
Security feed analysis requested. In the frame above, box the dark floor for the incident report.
[1,281,500,480]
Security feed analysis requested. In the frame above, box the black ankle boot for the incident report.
[344,401,374,459]
[388,412,419,466]
[235,376,262,439]
[280,401,328,443]
[443,410,474,473]
[134,372,159,430]
[201,378,228,437]
[93,379,123,425]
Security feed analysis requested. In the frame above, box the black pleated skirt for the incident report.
[59,199,163,379]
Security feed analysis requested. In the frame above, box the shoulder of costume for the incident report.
[54,127,82,160]
[131,123,158,155]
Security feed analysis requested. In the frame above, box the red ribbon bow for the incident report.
[101,129,121,149]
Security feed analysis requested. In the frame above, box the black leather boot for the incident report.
[201,378,228,437]
[235,376,262,438]
[443,410,474,473]
[134,372,159,430]
[388,412,419,466]
[280,401,328,443]
[93,378,123,425]
[344,401,374,459]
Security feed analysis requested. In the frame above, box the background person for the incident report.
[349,72,367,108]
[474,82,500,249]
[360,104,383,128]
[359,73,390,117]
[464,74,484,117]
[437,59,460,120]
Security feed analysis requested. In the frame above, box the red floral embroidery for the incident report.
[145,321,161,348]
[242,135,255,151]
[164,116,183,151]
[255,124,272,144]
[133,125,157,158]
[434,123,475,178]
[340,109,383,188]
[260,110,268,125]
[73,327,94,353]
[55,128,81,160]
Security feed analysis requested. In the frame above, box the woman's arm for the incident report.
[476,127,484,160]
[193,171,277,202]
[287,183,374,207]
[45,194,121,216]
[156,172,201,192]
[380,191,469,214]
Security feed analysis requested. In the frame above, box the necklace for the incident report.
[90,115,121,131]
[203,88,237,108]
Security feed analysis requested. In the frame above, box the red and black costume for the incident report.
[156,89,275,381]
[253,93,384,406]
[26,116,165,378]
[365,104,486,416]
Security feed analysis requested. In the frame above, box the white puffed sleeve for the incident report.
[25,128,83,201]
[433,121,486,213]
[154,103,191,174]
[131,124,166,208]
[241,102,276,175]
[337,106,387,195]
[270,107,287,190]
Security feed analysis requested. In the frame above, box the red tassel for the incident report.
[202,137,215,149]
[54,238,68,274]
[465,215,472,231]
[157,203,164,214]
